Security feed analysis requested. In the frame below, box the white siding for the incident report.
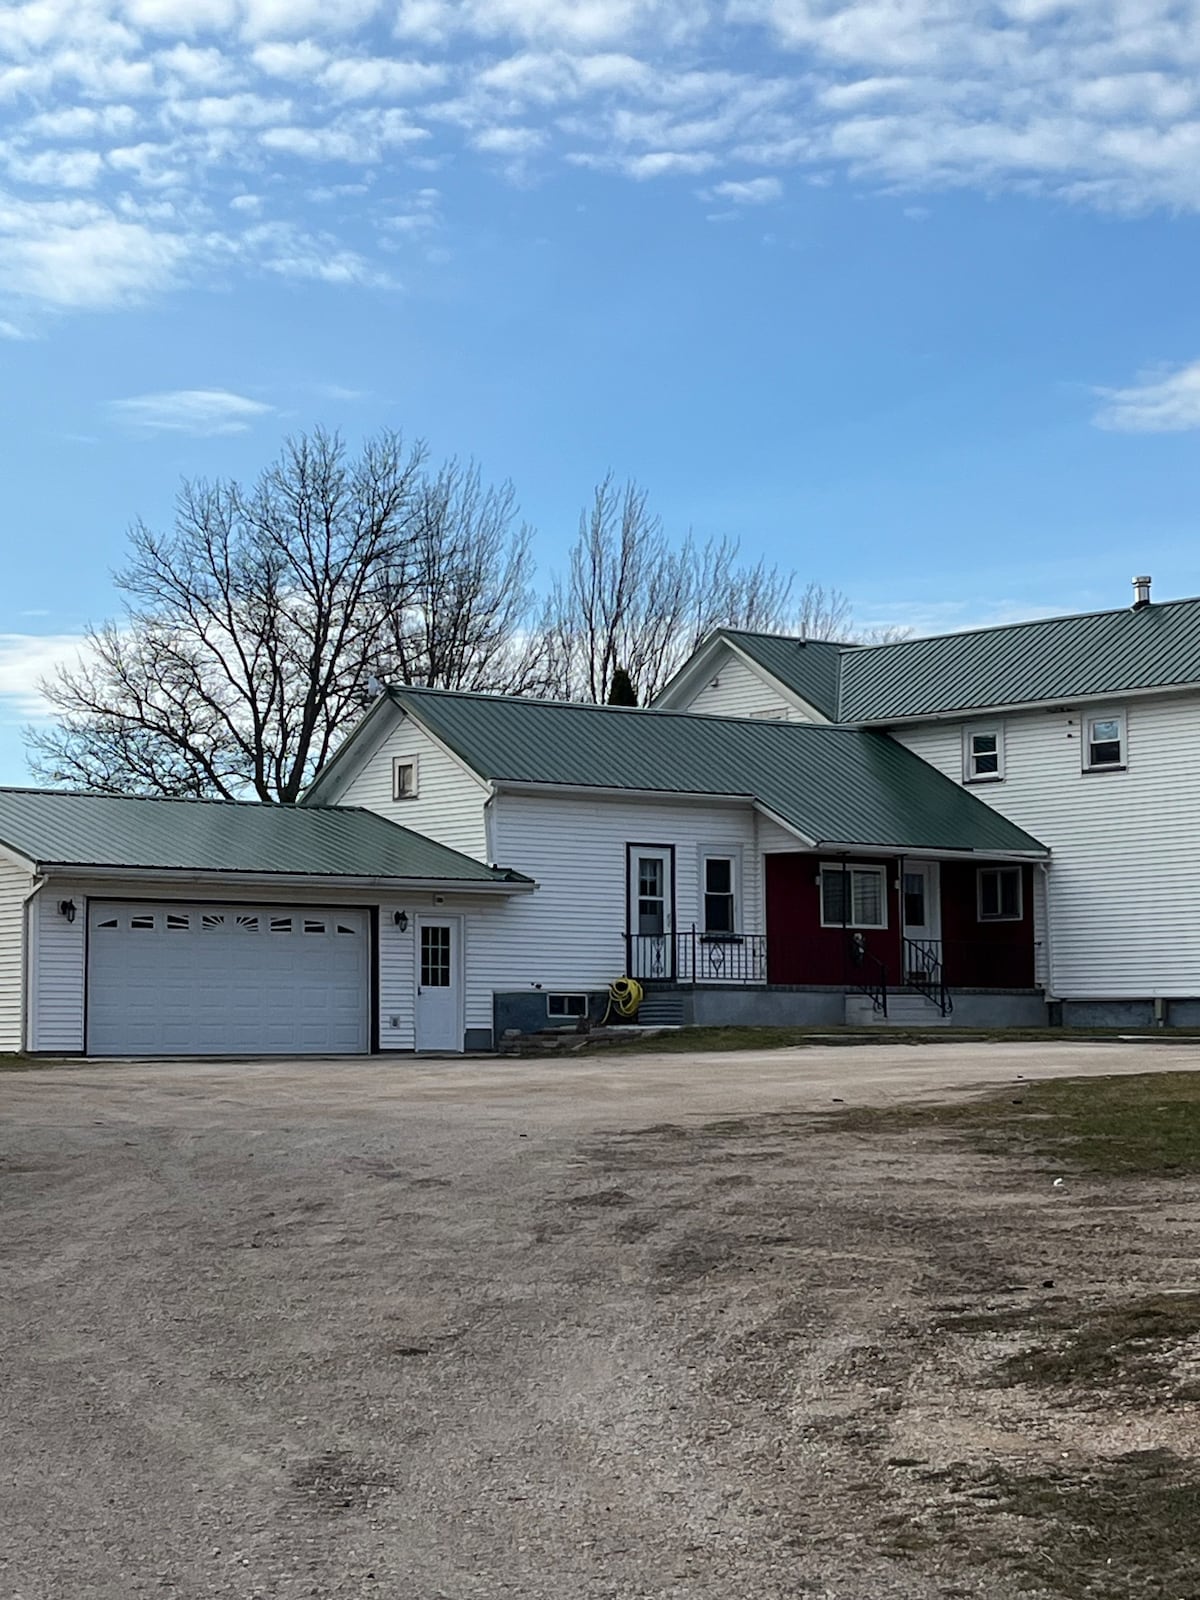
[0,852,33,1052]
[475,794,763,990]
[336,713,491,861]
[894,693,1200,998]
[27,876,507,1055]
[679,650,814,722]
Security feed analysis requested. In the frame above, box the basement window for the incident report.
[393,756,419,800]
[978,866,1023,922]
[547,993,588,1019]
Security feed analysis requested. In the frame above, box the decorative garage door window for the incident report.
[421,925,452,987]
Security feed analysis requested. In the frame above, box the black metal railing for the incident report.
[845,933,888,1017]
[626,928,768,985]
[902,936,953,1016]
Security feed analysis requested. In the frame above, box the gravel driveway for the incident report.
[3,1040,1197,1600]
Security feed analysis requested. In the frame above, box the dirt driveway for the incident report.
[3,1041,1198,1600]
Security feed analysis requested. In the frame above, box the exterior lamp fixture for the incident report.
[58,899,76,922]
[393,910,409,931]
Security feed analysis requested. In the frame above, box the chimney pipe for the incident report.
[1132,575,1152,611]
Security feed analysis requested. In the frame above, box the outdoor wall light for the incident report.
[393,910,409,932]
[58,899,76,922]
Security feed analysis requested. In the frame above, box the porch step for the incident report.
[637,991,689,1026]
[844,991,953,1027]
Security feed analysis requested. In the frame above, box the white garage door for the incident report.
[86,901,370,1056]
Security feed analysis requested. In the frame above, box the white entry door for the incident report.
[901,861,941,978]
[415,917,462,1052]
[86,901,369,1056]
[628,848,674,980]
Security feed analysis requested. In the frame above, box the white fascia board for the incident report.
[860,679,1200,728]
[752,802,817,848]
[34,865,534,894]
[811,841,1050,862]
[489,779,755,808]
[0,837,38,873]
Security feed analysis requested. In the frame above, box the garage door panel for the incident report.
[87,901,369,1056]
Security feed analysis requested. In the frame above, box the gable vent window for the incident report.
[393,756,419,800]
[963,724,1004,783]
[978,867,1023,922]
[1084,711,1126,772]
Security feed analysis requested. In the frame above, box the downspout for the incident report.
[20,874,46,1053]
[1036,862,1056,1003]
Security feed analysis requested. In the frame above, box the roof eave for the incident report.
[849,676,1200,727]
[32,862,534,892]
[810,840,1050,861]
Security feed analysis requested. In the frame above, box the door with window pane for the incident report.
[415,917,461,1051]
[627,848,673,979]
[901,860,940,979]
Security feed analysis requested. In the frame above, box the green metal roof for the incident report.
[392,687,1047,856]
[838,596,1200,722]
[718,630,848,719]
[0,788,526,883]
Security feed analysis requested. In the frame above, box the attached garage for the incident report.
[86,901,370,1056]
[0,787,533,1057]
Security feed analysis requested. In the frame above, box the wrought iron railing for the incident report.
[902,936,953,1016]
[845,932,888,1017]
[626,928,768,985]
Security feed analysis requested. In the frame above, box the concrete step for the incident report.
[844,990,953,1027]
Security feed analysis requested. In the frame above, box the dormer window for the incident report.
[963,723,1004,783]
[392,756,419,800]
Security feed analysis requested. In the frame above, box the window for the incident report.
[820,864,887,929]
[420,925,452,987]
[963,723,1004,783]
[702,855,736,935]
[166,913,190,931]
[130,914,155,930]
[392,756,419,800]
[1084,711,1125,771]
[235,914,259,932]
[336,924,357,936]
[636,856,666,937]
[978,866,1022,921]
[547,993,588,1019]
[202,913,225,931]
[269,916,293,934]
[303,919,326,935]
[96,917,118,930]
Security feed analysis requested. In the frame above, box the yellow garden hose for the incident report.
[602,975,643,1024]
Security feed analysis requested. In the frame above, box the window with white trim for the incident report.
[820,864,887,929]
[978,866,1022,921]
[701,853,737,935]
[1083,711,1125,772]
[392,756,419,799]
[963,723,1004,783]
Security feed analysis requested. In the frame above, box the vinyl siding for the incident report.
[335,712,491,861]
[26,875,497,1055]
[0,851,33,1052]
[677,650,814,722]
[893,693,1200,998]
[475,793,763,990]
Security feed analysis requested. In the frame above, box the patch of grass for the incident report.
[993,1291,1200,1393]
[836,1070,1200,1176]
[0,1053,73,1072]
[983,1449,1200,1600]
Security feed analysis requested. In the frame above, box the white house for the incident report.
[3,576,1198,1055]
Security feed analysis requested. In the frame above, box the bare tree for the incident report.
[30,430,426,801]
[375,459,547,694]
[539,475,795,704]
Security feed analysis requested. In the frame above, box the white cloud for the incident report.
[1092,360,1200,433]
[0,633,91,721]
[108,387,274,434]
[0,318,33,338]
[471,125,545,154]
[0,199,188,308]
[706,175,781,203]
[252,40,328,77]
[320,57,446,100]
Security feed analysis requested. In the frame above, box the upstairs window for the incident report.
[820,865,887,930]
[393,756,419,800]
[963,723,1004,783]
[1084,711,1125,772]
[702,855,736,935]
[978,866,1022,922]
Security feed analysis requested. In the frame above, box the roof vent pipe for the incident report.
[1132,575,1152,611]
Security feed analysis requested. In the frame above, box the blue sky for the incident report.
[4,0,1200,783]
